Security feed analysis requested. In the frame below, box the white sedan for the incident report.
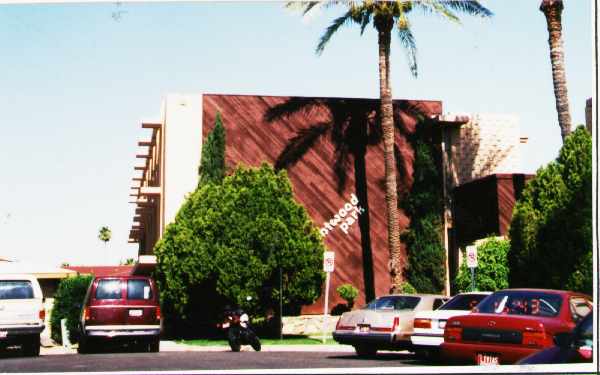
[410,291,491,357]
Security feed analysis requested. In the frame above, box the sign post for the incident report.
[322,251,335,343]
[466,245,478,291]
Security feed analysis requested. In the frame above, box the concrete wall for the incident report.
[162,94,203,228]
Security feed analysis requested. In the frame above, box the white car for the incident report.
[333,294,448,357]
[410,291,491,357]
[0,274,45,356]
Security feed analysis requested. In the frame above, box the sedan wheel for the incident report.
[354,345,377,357]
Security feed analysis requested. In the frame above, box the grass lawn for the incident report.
[177,335,338,346]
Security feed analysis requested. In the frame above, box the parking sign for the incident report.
[323,251,335,272]
[466,245,478,268]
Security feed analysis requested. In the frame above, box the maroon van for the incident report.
[77,276,161,353]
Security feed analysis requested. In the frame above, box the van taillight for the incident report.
[522,324,548,347]
[156,306,161,321]
[84,307,91,321]
[39,309,45,321]
[414,318,432,329]
[392,317,400,331]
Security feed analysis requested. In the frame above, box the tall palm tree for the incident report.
[540,0,572,142]
[291,1,492,291]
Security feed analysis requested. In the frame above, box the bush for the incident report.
[198,112,226,187]
[336,284,359,308]
[453,237,509,293]
[50,275,93,344]
[400,127,446,293]
[154,164,326,334]
[508,126,592,295]
[398,281,417,294]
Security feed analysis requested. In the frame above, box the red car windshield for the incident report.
[476,291,562,317]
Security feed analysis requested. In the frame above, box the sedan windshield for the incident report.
[365,296,420,311]
[476,291,563,317]
[439,294,488,311]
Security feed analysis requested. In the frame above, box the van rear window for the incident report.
[127,279,153,300]
[0,281,34,299]
[95,279,122,300]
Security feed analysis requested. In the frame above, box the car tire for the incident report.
[77,336,93,354]
[22,334,40,357]
[354,345,377,357]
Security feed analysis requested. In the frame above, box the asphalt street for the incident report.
[0,350,434,373]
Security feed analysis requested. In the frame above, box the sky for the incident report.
[0,1,594,267]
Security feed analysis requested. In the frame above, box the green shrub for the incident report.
[398,282,417,294]
[453,237,509,292]
[336,284,359,307]
[50,275,93,344]
[509,126,592,294]
[155,164,326,331]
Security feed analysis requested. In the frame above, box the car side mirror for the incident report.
[553,332,572,348]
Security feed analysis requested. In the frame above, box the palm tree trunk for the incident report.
[376,16,403,292]
[540,0,572,142]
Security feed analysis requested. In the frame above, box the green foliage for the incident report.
[50,275,93,344]
[453,237,509,292]
[198,112,226,187]
[509,126,592,295]
[336,284,359,306]
[398,281,417,294]
[98,226,111,243]
[155,164,325,326]
[400,132,446,293]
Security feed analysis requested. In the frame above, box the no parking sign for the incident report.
[466,245,478,268]
[323,251,335,272]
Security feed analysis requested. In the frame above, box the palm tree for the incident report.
[291,1,492,291]
[540,0,572,142]
[266,97,430,301]
[98,226,112,245]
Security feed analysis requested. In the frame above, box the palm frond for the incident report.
[274,122,330,170]
[441,1,493,18]
[359,11,372,35]
[316,10,355,55]
[412,0,461,23]
[264,97,323,122]
[397,24,418,78]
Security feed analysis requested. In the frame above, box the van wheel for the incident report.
[22,335,40,357]
[354,345,377,357]
[148,337,160,353]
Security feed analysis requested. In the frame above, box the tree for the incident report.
[154,164,325,334]
[540,0,572,142]
[198,112,226,187]
[509,126,592,295]
[98,226,111,245]
[453,237,509,293]
[291,1,492,291]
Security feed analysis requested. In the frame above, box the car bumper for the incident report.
[333,330,412,349]
[410,333,443,348]
[85,325,160,338]
[0,325,45,344]
[441,341,541,364]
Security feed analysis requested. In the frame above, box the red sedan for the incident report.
[440,289,592,365]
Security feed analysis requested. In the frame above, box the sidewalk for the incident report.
[40,341,355,355]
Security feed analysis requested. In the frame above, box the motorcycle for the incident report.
[221,307,261,352]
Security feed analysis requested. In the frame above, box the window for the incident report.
[439,294,489,311]
[366,296,421,311]
[433,298,447,310]
[569,297,592,323]
[127,279,152,300]
[0,281,34,299]
[95,279,122,300]
[476,291,562,317]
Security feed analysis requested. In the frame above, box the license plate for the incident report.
[0,331,7,339]
[358,325,370,333]
[129,309,143,317]
[477,353,499,366]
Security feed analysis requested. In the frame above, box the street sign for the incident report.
[466,245,478,268]
[323,251,335,273]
